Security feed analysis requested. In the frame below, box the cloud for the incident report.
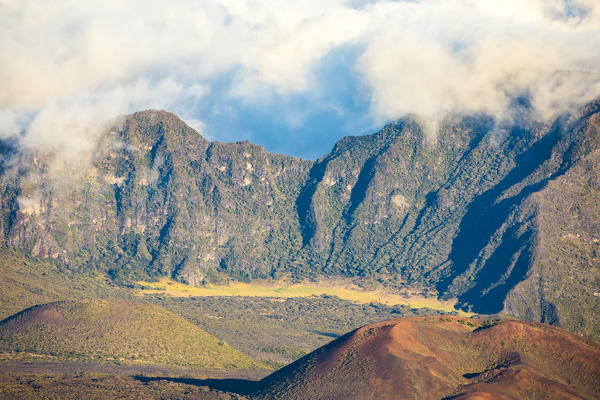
[0,0,599,159]
[357,0,600,124]
[16,78,209,158]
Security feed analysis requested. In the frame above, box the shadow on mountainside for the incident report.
[296,155,334,247]
[438,119,574,313]
[134,375,262,396]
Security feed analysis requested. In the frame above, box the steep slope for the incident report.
[295,103,600,338]
[0,101,599,340]
[0,110,310,284]
[298,106,599,289]
[0,299,262,369]
[255,316,600,400]
[296,115,494,279]
[504,127,600,338]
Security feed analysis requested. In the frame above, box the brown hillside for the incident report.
[255,316,600,400]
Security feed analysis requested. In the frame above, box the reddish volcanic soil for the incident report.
[255,316,600,400]
[0,303,67,329]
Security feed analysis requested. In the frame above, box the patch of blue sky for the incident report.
[190,45,380,160]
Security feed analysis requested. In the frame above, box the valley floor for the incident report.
[0,360,268,380]
[0,372,257,400]
[0,361,265,399]
[137,277,467,315]
[0,249,459,367]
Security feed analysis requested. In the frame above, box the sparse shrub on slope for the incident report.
[0,299,263,370]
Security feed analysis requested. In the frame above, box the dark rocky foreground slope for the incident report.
[0,100,599,338]
[254,316,600,400]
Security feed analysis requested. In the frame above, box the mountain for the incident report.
[0,101,599,339]
[0,299,262,369]
[254,316,600,400]
[0,111,311,285]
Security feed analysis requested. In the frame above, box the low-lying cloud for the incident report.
[1,0,599,159]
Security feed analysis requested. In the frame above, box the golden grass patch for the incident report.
[137,278,471,316]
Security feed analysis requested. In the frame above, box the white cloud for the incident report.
[0,0,599,155]
[357,0,600,123]
[185,118,208,138]
[16,78,209,159]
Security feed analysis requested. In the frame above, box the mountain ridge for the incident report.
[0,100,599,339]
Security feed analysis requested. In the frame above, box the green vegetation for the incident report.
[0,250,452,368]
[146,295,450,367]
[1,101,600,342]
[504,145,600,340]
[0,249,131,320]
[1,104,599,398]
[0,300,263,370]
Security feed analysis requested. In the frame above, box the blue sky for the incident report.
[1,0,599,160]
[190,46,376,159]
